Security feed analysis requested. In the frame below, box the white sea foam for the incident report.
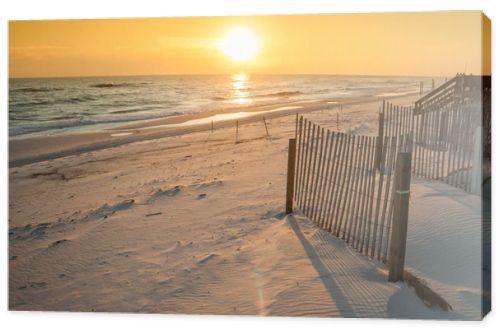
[143,106,304,129]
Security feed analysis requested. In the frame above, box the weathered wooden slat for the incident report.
[417,112,425,176]
[324,132,346,231]
[396,105,401,139]
[336,135,356,237]
[350,136,369,245]
[330,134,351,234]
[369,136,389,258]
[433,107,440,179]
[450,106,459,187]
[319,132,339,229]
[315,130,333,224]
[377,135,397,261]
[375,104,384,171]
[358,139,377,255]
[297,119,311,209]
[464,106,474,191]
[294,116,303,201]
[285,138,297,214]
[458,102,468,189]
[345,135,364,240]
[358,136,376,253]
[310,126,325,212]
[310,128,327,223]
[300,121,314,210]
[305,124,320,216]
[446,106,455,183]
[423,110,431,178]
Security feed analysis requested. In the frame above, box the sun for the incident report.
[217,27,260,62]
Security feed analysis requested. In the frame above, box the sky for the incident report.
[9,11,489,78]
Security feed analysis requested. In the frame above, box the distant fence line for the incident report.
[293,117,411,263]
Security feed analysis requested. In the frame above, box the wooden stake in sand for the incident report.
[295,113,299,138]
[211,120,214,133]
[263,116,270,139]
[337,109,339,131]
[235,120,239,143]
[388,152,411,281]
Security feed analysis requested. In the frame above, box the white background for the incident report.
[0,0,498,332]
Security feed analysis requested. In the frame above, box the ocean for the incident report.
[9,74,435,138]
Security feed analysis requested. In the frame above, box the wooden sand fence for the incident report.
[283,74,488,281]
[412,74,485,192]
[375,101,413,172]
[378,74,486,193]
[289,117,412,266]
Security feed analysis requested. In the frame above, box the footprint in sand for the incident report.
[197,253,219,265]
[48,239,68,249]
[81,199,135,223]
[18,282,47,290]
[190,180,223,189]
[147,186,181,203]
[9,222,51,241]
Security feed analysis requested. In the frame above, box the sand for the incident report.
[8,93,482,318]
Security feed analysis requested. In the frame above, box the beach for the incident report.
[8,92,483,318]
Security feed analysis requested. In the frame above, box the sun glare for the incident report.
[218,27,260,62]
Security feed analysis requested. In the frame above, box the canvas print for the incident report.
[8,11,491,320]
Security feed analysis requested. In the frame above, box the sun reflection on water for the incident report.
[231,73,251,105]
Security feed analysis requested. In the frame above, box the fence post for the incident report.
[388,152,412,282]
[375,104,385,170]
[286,138,297,214]
[337,109,339,131]
[263,116,270,138]
[295,113,299,138]
[235,120,239,143]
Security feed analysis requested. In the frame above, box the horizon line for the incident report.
[9,72,462,80]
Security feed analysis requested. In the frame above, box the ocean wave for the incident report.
[66,95,98,103]
[211,90,303,101]
[9,100,52,107]
[12,87,63,93]
[109,106,159,114]
[257,91,303,98]
[49,115,83,121]
[89,82,149,88]
[10,95,98,107]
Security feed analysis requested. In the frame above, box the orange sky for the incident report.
[9,11,489,78]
